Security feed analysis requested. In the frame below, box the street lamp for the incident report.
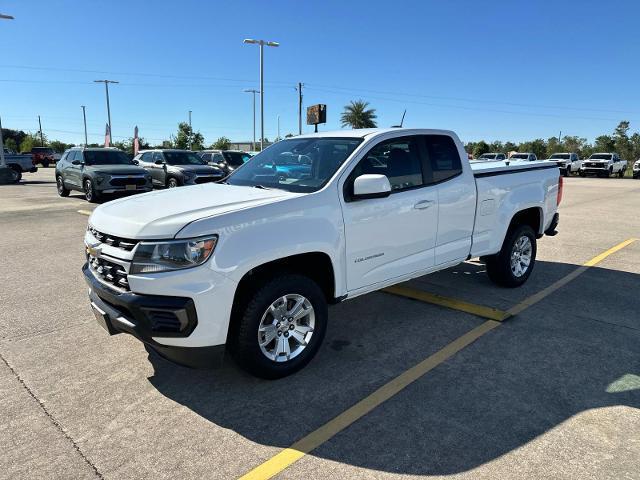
[243,38,279,151]
[188,110,192,150]
[243,89,258,151]
[94,79,119,140]
[81,106,88,146]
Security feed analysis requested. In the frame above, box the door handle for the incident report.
[414,200,435,210]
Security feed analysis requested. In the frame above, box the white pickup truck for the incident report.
[547,152,582,177]
[580,153,627,178]
[83,129,562,378]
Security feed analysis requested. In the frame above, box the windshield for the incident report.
[589,154,613,160]
[222,151,250,167]
[84,150,132,166]
[510,154,530,160]
[226,137,362,193]
[479,154,497,159]
[550,154,570,159]
[164,151,206,165]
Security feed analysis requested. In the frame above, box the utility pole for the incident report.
[297,82,303,135]
[243,39,279,150]
[0,115,6,167]
[81,106,88,146]
[243,89,258,151]
[38,115,44,146]
[277,115,280,141]
[94,80,119,139]
[559,130,562,143]
[188,110,192,150]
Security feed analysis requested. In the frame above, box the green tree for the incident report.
[211,136,231,150]
[472,140,491,157]
[613,120,632,160]
[4,138,17,152]
[172,122,204,150]
[594,135,615,152]
[49,140,74,153]
[518,139,547,159]
[561,136,588,157]
[630,133,640,161]
[546,137,562,157]
[19,133,45,153]
[340,100,377,129]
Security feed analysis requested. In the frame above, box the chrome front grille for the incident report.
[87,253,130,291]
[87,227,138,251]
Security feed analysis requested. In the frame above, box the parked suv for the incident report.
[56,147,152,202]
[547,152,582,177]
[30,147,55,168]
[509,152,538,161]
[135,149,224,188]
[198,149,250,176]
[476,153,506,161]
[579,153,627,178]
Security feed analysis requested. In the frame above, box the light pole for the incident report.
[277,115,280,141]
[243,38,279,151]
[94,79,119,139]
[81,106,88,145]
[0,115,6,167]
[188,110,192,150]
[243,89,258,151]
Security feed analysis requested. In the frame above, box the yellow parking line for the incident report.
[77,209,92,216]
[239,320,501,480]
[238,238,638,480]
[507,238,638,316]
[383,285,511,322]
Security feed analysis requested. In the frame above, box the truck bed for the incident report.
[470,159,559,177]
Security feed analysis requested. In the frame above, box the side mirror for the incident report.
[131,159,139,165]
[154,159,164,165]
[353,174,391,200]
[72,160,82,166]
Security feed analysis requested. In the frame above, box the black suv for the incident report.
[55,147,152,202]
[134,149,224,188]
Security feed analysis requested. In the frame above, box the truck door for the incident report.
[341,135,438,291]
[426,135,477,265]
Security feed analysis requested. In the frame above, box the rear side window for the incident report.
[423,135,462,183]
[201,153,212,161]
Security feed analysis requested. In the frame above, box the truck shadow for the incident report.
[146,261,640,475]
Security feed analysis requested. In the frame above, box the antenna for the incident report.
[391,110,406,128]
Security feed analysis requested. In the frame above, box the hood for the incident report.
[168,164,223,175]
[89,183,298,239]
[89,165,148,175]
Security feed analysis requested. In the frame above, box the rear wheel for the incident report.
[42,160,49,168]
[229,273,327,379]
[84,178,99,203]
[485,224,537,288]
[618,168,625,178]
[564,167,570,177]
[9,165,22,183]
[56,175,70,196]
[166,177,179,188]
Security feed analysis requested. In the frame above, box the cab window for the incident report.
[423,134,462,183]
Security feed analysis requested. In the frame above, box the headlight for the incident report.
[95,175,106,184]
[130,236,217,274]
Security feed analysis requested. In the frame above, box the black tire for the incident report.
[618,168,625,178]
[42,160,49,168]
[485,224,537,288]
[608,167,613,177]
[229,273,328,379]
[564,167,570,177]
[9,165,22,183]
[84,178,99,203]
[56,175,70,197]
[579,170,586,177]
[166,177,179,188]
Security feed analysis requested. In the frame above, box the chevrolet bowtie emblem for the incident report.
[87,245,101,257]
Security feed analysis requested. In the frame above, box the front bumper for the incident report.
[83,263,225,367]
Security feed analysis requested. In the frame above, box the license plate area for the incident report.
[125,184,136,191]
[91,302,114,335]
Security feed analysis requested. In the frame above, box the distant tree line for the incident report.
[465,121,640,168]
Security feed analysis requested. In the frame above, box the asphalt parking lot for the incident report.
[1,168,639,480]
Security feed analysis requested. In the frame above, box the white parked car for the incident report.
[476,152,507,161]
[510,152,538,161]
[83,128,562,378]
[579,153,627,178]
[633,159,640,179]
[547,152,582,177]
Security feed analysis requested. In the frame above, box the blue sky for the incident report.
[1,0,639,146]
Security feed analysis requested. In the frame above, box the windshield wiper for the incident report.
[253,184,271,190]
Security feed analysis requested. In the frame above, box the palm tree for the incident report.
[340,100,377,129]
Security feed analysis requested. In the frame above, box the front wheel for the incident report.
[84,178,99,203]
[618,168,625,178]
[9,165,22,183]
[564,167,570,177]
[579,170,586,177]
[166,177,179,188]
[229,274,328,379]
[485,224,537,288]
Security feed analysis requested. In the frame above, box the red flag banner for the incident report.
[104,123,111,147]
[134,126,139,156]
